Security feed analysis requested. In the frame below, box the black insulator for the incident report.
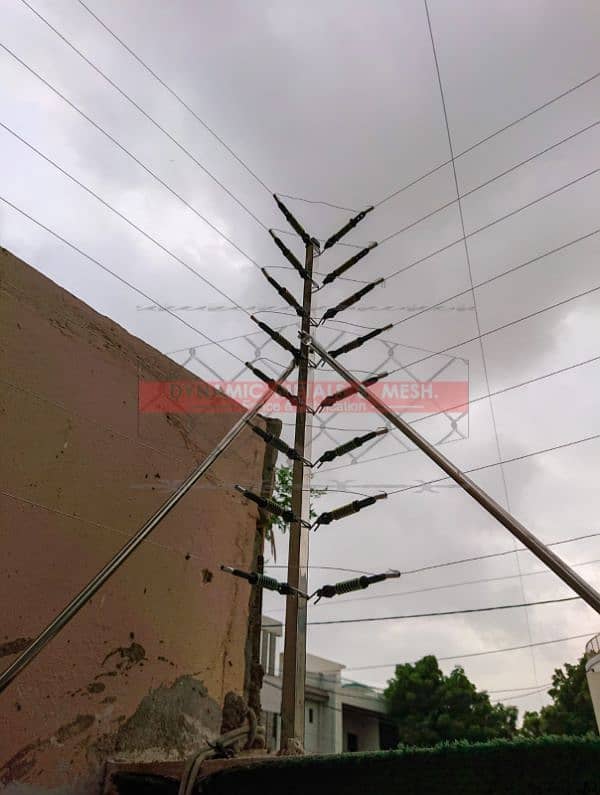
[321,242,378,286]
[250,315,300,359]
[247,421,310,464]
[323,206,374,251]
[273,194,311,246]
[314,570,401,601]
[329,324,393,358]
[269,230,311,281]
[321,278,384,323]
[234,485,298,524]
[313,492,387,529]
[245,362,301,408]
[261,268,304,316]
[315,428,389,466]
[316,372,388,412]
[220,565,302,596]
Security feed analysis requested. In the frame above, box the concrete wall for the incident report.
[0,249,270,792]
[342,707,381,753]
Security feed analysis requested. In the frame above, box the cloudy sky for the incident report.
[2,0,600,718]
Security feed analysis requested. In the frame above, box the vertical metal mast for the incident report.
[280,238,319,750]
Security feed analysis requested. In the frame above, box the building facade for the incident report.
[260,617,397,754]
[585,633,600,732]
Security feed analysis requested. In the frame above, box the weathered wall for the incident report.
[0,249,269,792]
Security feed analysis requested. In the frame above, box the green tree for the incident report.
[521,654,596,737]
[264,465,326,559]
[383,655,518,747]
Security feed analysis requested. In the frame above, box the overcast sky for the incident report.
[2,0,600,719]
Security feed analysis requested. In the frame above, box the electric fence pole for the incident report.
[280,237,318,750]
[228,196,382,752]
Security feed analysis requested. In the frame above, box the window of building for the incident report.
[260,630,277,676]
[308,707,314,724]
[347,732,358,752]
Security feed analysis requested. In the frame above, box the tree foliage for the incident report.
[383,655,518,746]
[264,465,326,559]
[521,654,596,737]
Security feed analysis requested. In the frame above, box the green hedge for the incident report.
[199,736,600,794]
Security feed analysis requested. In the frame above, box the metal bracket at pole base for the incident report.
[306,333,600,616]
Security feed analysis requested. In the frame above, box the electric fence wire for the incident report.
[316,432,600,494]
[318,352,600,474]
[265,557,600,614]
[315,226,600,357]
[18,0,600,336]
[264,531,600,579]
[376,120,600,247]
[373,70,600,209]
[319,279,600,383]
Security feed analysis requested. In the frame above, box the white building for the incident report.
[585,633,600,732]
[260,616,397,754]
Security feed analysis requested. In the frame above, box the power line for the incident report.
[316,631,597,674]
[307,595,580,626]
[0,195,249,365]
[311,222,600,358]
[404,532,600,575]
[262,668,549,715]
[307,172,600,332]
[389,279,600,374]
[263,531,600,583]
[496,686,549,702]
[18,0,268,231]
[381,165,600,271]
[378,119,600,247]
[392,228,598,340]
[0,121,257,320]
[0,43,273,274]
[424,0,538,688]
[374,69,600,208]
[75,0,272,195]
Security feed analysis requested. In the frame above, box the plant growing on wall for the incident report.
[264,465,326,559]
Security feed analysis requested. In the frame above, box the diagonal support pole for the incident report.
[308,334,600,616]
[0,360,296,695]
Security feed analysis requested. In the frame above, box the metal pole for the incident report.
[309,335,600,615]
[280,239,318,750]
[0,361,296,695]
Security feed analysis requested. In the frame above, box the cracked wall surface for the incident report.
[0,250,270,793]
